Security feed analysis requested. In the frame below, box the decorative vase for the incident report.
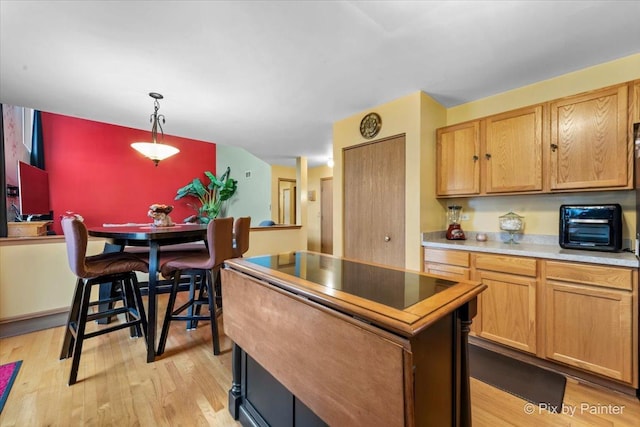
[148,204,174,227]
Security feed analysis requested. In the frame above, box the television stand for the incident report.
[8,221,52,237]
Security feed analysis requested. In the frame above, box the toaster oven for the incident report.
[559,204,622,252]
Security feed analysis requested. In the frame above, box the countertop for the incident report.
[422,232,638,268]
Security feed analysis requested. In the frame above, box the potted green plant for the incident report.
[175,166,238,223]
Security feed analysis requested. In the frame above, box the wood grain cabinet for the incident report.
[483,105,543,194]
[544,260,635,384]
[437,105,543,197]
[472,253,538,354]
[633,79,640,124]
[421,246,639,387]
[436,121,480,196]
[436,81,635,197]
[423,247,470,280]
[550,84,630,190]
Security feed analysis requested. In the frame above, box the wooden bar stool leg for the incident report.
[68,280,93,385]
[60,277,83,360]
[186,273,198,330]
[121,276,142,338]
[207,270,221,355]
[131,274,149,341]
[157,272,182,356]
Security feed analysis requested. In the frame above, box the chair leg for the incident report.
[131,273,148,341]
[206,270,221,356]
[60,278,84,360]
[121,276,143,338]
[191,272,207,329]
[157,272,181,356]
[68,279,93,385]
[186,273,198,330]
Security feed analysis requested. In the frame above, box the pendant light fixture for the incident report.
[131,92,179,166]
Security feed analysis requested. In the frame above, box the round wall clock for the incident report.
[359,112,382,139]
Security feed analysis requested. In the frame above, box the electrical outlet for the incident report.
[461,213,470,221]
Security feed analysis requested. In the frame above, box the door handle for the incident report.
[384,236,391,242]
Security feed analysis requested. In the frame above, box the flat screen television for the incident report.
[17,161,51,217]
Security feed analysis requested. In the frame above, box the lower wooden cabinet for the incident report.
[544,260,635,384]
[421,246,638,387]
[473,254,537,354]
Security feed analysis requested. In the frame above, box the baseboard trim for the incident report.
[0,308,68,338]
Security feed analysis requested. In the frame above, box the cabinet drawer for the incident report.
[424,248,469,267]
[424,262,470,280]
[474,253,537,277]
[545,261,633,291]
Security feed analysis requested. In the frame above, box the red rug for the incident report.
[0,361,22,414]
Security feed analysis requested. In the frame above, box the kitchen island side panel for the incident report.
[221,268,406,427]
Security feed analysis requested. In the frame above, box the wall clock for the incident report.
[359,112,382,139]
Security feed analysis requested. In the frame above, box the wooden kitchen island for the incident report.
[222,251,486,427]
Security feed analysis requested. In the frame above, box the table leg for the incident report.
[146,242,159,363]
[97,243,124,324]
[228,342,243,419]
[459,298,477,427]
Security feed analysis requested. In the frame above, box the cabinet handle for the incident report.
[384,236,391,242]
[485,153,492,160]
[551,144,558,152]
[472,155,479,162]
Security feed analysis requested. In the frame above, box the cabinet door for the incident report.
[550,84,629,190]
[484,105,543,193]
[476,270,537,354]
[633,80,640,124]
[436,121,480,196]
[545,281,633,383]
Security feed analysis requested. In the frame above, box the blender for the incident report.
[446,205,466,240]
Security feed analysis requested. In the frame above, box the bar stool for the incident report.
[232,216,251,259]
[59,216,149,385]
[157,217,234,356]
[213,216,251,311]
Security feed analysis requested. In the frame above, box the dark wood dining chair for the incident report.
[59,217,149,385]
[157,217,234,356]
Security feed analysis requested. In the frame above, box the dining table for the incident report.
[88,223,209,362]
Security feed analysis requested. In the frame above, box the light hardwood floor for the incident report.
[1,295,639,426]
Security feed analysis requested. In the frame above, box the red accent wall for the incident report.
[42,112,216,235]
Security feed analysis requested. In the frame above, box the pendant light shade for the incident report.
[131,92,179,166]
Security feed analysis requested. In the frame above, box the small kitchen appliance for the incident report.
[559,204,622,252]
[446,205,466,240]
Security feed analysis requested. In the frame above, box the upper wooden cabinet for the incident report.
[436,105,543,197]
[632,80,640,124]
[550,84,630,190]
[483,105,543,194]
[436,121,480,196]
[436,81,635,197]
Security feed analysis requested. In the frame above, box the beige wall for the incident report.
[0,238,104,319]
[333,92,446,271]
[332,54,640,268]
[0,227,306,321]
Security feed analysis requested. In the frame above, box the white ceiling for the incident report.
[1,1,639,167]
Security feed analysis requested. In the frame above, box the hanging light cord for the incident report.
[150,98,165,144]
